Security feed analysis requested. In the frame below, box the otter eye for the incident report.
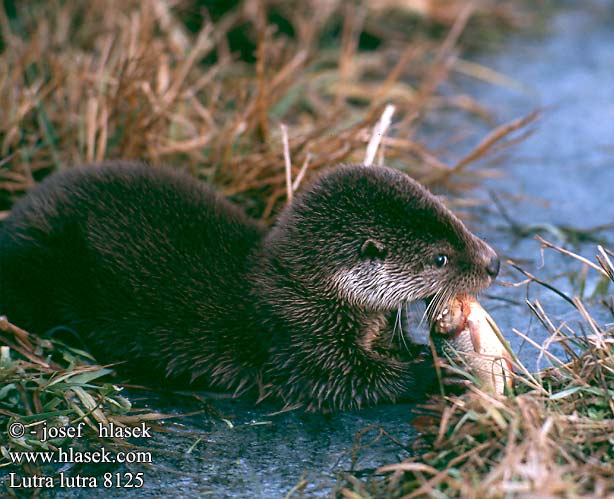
[360,239,387,260]
[433,254,448,268]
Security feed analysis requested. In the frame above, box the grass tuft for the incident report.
[0,317,170,478]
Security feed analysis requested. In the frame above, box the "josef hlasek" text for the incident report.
[38,422,152,442]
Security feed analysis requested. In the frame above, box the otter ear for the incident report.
[360,239,387,260]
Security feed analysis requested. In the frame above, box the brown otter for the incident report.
[0,161,499,411]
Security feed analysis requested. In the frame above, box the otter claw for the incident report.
[435,308,450,322]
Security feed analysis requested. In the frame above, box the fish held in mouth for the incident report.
[430,294,514,395]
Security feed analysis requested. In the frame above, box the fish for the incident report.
[431,294,514,394]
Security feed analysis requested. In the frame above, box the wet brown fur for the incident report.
[0,162,498,411]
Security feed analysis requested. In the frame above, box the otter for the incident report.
[0,161,499,411]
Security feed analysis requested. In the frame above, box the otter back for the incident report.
[0,162,267,390]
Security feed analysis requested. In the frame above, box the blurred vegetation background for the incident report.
[0,0,536,220]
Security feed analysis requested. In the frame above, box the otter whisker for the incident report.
[420,287,444,327]
[424,284,454,327]
[397,303,411,355]
[433,285,457,324]
[390,304,403,348]
[431,286,453,323]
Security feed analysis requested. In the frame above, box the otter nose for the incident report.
[486,254,500,278]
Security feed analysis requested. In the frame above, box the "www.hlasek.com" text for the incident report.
[9,447,152,465]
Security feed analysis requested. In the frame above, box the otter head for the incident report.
[265,164,499,319]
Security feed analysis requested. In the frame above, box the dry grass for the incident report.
[342,243,614,498]
[0,0,533,220]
